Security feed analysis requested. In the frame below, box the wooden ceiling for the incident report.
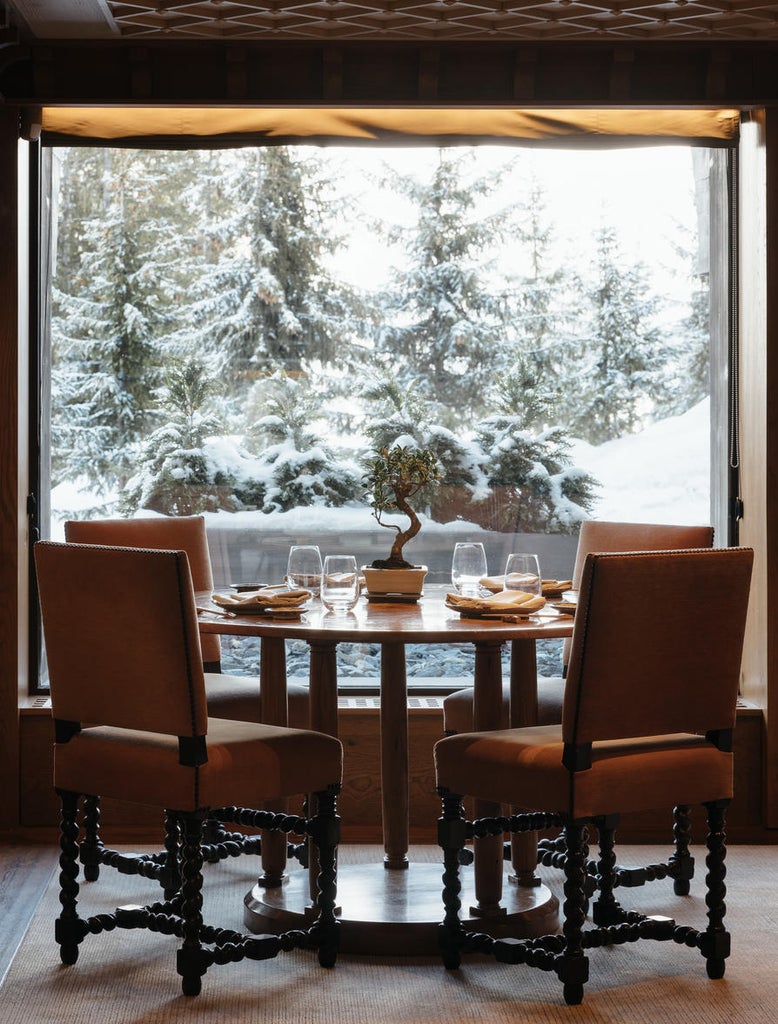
[5,0,778,43]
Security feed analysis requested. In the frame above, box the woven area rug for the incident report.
[1,843,776,1024]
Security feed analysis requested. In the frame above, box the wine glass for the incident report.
[285,544,322,595]
[321,554,360,613]
[503,553,541,597]
[451,542,487,596]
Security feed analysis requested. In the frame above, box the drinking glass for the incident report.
[451,542,487,596]
[285,544,322,594]
[321,555,360,613]
[503,553,542,597]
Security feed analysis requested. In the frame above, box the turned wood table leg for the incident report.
[509,638,541,886]
[472,640,506,914]
[257,636,289,887]
[307,639,340,900]
[380,642,409,870]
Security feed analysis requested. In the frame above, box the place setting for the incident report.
[445,545,550,621]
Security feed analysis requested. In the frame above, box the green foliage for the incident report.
[363,445,442,568]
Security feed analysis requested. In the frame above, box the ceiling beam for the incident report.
[2,40,778,107]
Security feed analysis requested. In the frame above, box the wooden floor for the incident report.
[0,843,58,984]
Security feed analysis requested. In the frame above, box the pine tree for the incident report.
[246,370,363,512]
[176,147,363,399]
[373,150,512,428]
[470,374,598,534]
[566,224,667,444]
[121,360,264,515]
[51,148,195,491]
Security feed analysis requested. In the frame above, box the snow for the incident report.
[51,398,711,533]
[569,398,710,525]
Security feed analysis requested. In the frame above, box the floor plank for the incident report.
[0,844,58,984]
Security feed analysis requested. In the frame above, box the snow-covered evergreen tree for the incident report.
[246,370,363,512]
[121,360,262,515]
[471,374,598,534]
[359,374,488,520]
[174,147,364,400]
[565,224,667,444]
[51,149,195,491]
[372,150,512,428]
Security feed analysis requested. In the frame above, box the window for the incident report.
[34,139,731,688]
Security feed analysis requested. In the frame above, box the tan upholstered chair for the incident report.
[443,520,716,735]
[35,540,343,996]
[443,520,715,893]
[64,516,309,729]
[435,547,752,1005]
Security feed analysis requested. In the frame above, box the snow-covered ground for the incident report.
[569,399,709,525]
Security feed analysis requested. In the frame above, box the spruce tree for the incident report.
[51,149,189,491]
[566,224,666,444]
[373,150,511,428]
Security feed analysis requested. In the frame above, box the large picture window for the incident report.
[36,139,730,685]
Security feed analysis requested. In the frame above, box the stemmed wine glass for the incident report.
[451,542,488,596]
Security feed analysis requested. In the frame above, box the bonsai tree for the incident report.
[364,444,442,568]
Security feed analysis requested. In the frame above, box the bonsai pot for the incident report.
[361,565,428,602]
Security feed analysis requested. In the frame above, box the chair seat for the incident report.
[55,718,343,812]
[435,725,734,820]
[205,673,310,729]
[443,676,565,734]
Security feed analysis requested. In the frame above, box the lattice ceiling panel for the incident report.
[62,1,778,42]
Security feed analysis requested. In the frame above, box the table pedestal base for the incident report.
[244,863,559,957]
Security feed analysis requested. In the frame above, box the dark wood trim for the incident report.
[3,40,778,108]
[0,105,21,830]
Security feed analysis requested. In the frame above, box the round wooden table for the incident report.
[197,585,573,954]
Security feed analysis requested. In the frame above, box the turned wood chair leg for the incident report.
[438,790,467,971]
[557,821,590,1006]
[670,804,695,895]
[700,799,731,981]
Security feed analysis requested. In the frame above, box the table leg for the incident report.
[308,640,340,900]
[471,640,506,914]
[257,637,289,887]
[509,638,541,886]
[380,642,409,870]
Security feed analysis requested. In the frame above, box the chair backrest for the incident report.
[64,516,221,666]
[562,547,753,752]
[571,521,715,587]
[35,541,208,743]
[562,521,716,668]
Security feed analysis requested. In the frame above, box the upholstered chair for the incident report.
[443,520,715,736]
[435,546,752,1005]
[64,516,310,729]
[443,520,715,892]
[35,540,343,996]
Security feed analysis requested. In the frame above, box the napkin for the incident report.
[212,587,311,609]
[446,590,546,615]
[479,575,570,596]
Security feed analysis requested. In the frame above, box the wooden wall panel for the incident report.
[0,107,21,829]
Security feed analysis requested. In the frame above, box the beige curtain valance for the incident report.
[38,106,741,147]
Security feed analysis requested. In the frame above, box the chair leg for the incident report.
[79,794,103,882]
[310,787,341,969]
[437,790,467,970]
[556,821,590,1006]
[175,811,209,998]
[592,815,624,927]
[669,804,695,896]
[55,789,86,966]
[700,799,731,981]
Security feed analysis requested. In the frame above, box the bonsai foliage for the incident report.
[364,445,442,569]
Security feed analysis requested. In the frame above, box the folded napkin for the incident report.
[541,578,573,596]
[479,575,570,596]
[446,590,546,615]
[212,587,311,610]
